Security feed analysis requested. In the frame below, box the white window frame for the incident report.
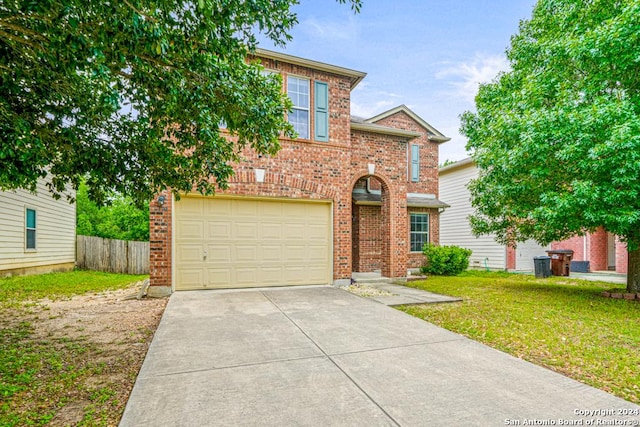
[409,212,429,253]
[287,75,310,139]
[25,207,37,251]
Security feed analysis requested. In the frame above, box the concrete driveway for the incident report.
[120,286,639,426]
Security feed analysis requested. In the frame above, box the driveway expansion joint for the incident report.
[261,290,402,427]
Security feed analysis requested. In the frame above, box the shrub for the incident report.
[421,244,472,276]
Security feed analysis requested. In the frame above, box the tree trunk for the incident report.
[627,246,640,293]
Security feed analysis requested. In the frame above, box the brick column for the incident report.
[148,190,173,297]
[615,237,628,274]
[588,228,608,271]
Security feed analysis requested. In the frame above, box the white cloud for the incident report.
[299,16,358,41]
[435,54,510,104]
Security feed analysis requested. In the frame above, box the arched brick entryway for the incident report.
[350,172,400,278]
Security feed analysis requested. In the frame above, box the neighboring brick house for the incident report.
[439,158,628,273]
[551,230,627,273]
[148,49,449,296]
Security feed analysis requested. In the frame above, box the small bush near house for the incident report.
[421,244,472,276]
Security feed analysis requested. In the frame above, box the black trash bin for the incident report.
[533,256,551,278]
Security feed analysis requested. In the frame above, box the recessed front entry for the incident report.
[174,196,332,290]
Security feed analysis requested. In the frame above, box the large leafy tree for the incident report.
[0,0,360,204]
[76,181,150,241]
[460,0,640,292]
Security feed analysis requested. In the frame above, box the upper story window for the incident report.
[410,144,420,182]
[25,208,36,250]
[410,212,429,252]
[287,76,310,139]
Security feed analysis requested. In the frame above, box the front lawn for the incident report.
[0,270,147,308]
[0,270,159,427]
[399,271,640,404]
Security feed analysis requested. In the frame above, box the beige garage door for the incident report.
[174,197,332,290]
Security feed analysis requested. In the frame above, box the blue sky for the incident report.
[257,0,537,162]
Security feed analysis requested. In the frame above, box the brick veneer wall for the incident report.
[148,54,445,292]
[352,204,383,272]
[616,237,628,273]
[149,190,172,296]
[372,112,439,196]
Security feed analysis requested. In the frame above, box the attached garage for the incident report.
[173,196,332,290]
[515,239,550,271]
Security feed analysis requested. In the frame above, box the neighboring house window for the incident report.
[287,76,309,139]
[410,212,429,252]
[410,144,420,182]
[25,208,36,250]
[314,81,329,141]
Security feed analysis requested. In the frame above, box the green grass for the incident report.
[399,270,640,404]
[0,270,147,307]
[0,270,147,426]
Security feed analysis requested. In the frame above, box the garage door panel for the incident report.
[176,221,204,240]
[179,198,204,215]
[235,201,258,216]
[261,223,283,239]
[175,197,331,290]
[176,245,203,263]
[208,269,231,286]
[235,246,258,262]
[207,199,232,216]
[262,245,283,261]
[284,266,305,281]
[207,222,231,239]
[261,202,283,217]
[176,269,205,290]
[285,246,306,260]
[236,268,258,285]
[261,267,284,284]
[308,245,329,261]
[307,225,329,240]
[284,224,306,239]
[307,266,329,283]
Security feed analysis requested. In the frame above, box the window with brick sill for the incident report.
[410,212,429,252]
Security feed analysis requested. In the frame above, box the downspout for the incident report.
[365,177,372,193]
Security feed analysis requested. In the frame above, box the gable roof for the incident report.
[366,105,451,143]
[350,116,421,139]
[255,49,367,89]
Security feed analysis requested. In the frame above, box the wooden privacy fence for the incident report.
[76,235,149,274]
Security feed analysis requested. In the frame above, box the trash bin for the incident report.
[570,260,590,273]
[533,256,551,278]
[545,250,574,276]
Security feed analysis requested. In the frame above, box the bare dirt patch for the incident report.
[1,283,167,426]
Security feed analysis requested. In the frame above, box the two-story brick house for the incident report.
[148,49,449,296]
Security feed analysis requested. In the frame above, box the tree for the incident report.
[76,181,150,241]
[0,0,361,205]
[460,0,640,292]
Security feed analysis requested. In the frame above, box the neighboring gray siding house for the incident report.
[439,158,548,272]
[0,180,76,277]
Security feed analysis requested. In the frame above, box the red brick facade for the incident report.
[552,227,628,273]
[149,50,448,293]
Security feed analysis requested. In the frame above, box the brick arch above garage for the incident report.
[227,170,339,200]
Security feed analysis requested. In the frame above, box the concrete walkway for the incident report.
[120,286,639,427]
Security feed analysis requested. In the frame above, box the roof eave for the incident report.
[350,122,421,139]
[255,48,367,89]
